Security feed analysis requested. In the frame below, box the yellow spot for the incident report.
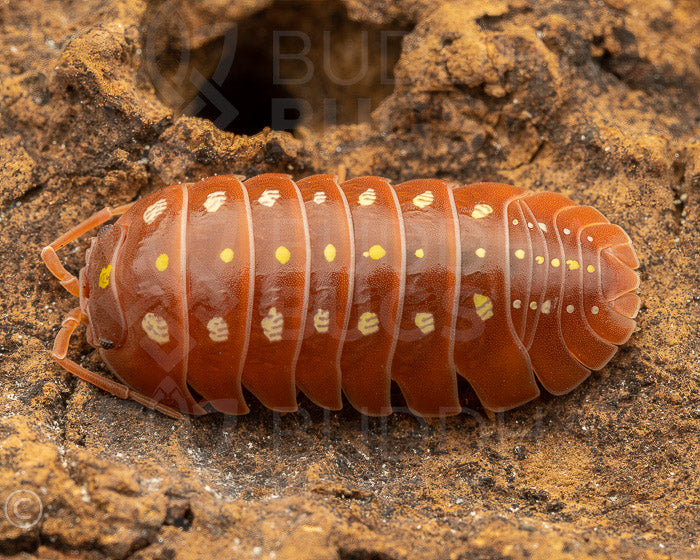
[414,312,435,335]
[362,244,386,260]
[514,249,525,260]
[566,259,580,270]
[324,244,336,263]
[512,219,519,226]
[262,307,284,342]
[551,258,561,268]
[313,309,330,333]
[471,203,493,219]
[587,264,595,273]
[98,265,112,289]
[530,301,538,310]
[155,253,169,271]
[142,313,169,344]
[220,248,234,263]
[415,248,425,258]
[473,293,494,321]
[475,247,486,258]
[535,256,545,264]
[358,311,380,335]
[275,246,291,264]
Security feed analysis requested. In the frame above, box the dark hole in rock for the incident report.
[143,0,410,135]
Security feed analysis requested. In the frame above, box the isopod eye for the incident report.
[99,339,115,350]
[98,224,113,236]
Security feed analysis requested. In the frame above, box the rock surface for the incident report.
[0,0,698,558]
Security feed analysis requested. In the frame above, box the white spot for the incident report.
[262,307,284,341]
[143,199,167,224]
[541,300,552,314]
[204,191,226,213]
[358,311,380,335]
[313,309,330,333]
[566,304,575,313]
[358,188,377,207]
[587,235,594,242]
[591,306,600,315]
[142,313,169,344]
[527,222,534,229]
[538,223,548,232]
[513,299,522,309]
[414,312,435,335]
[258,189,281,207]
[471,203,493,219]
[514,249,525,260]
[413,191,435,209]
[313,191,328,205]
[563,228,571,235]
[512,219,519,226]
[207,317,229,342]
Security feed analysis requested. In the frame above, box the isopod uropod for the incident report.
[41,173,640,419]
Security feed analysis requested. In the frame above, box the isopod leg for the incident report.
[51,307,183,420]
[41,203,134,296]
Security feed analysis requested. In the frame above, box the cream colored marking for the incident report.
[566,259,580,270]
[473,293,494,321]
[275,246,291,264]
[258,189,281,207]
[414,248,424,258]
[142,313,169,344]
[313,309,330,334]
[535,255,545,264]
[513,299,522,309]
[362,244,386,260]
[530,301,538,310]
[512,218,519,226]
[358,188,377,207]
[313,191,328,205]
[414,312,435,335]
[99,265,111,289]
[541,300,552,314]
[358,311,380,335]
[324,243,336,262]
[514,249,525,260]
[591,306,600,315]
[155,253,169,271]
[207,317,229,342]
[563,228,571,235]
[587,264,595,273]
[527,222,534,229]
[471,203,493,219]
[566,304,575,314]
[551,258,561,267]
[220,248,234,263]
[413,190,434,209]
[475,247,486,258]
[204,191,226,213]
[143,198,167,224]
[538,222,548,232]
[587,235,594,242]
[262,307,284,342]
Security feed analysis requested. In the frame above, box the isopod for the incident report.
[41,174,641,419]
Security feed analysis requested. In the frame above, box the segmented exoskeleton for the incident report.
[42,174,640,419]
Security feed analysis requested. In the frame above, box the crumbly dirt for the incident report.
[0,0,698,559]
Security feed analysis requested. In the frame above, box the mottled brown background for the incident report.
[0,0,698,559]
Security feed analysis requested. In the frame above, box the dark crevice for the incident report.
[143,0,411,135]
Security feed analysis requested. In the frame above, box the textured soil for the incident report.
[1,0,698,559]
